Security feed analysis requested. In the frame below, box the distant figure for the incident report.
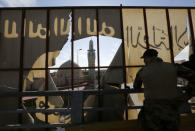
[133,49,194,131]
[182,53,195,71]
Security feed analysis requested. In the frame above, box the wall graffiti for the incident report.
[125,25,189,50]
[173,26,189,50]
[3,18,115,39]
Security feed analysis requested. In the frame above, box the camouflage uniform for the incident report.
[138,100,180,131]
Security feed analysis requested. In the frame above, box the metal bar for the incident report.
[45,9,50,126]
[81,105,142,111]
[188,9,195,53]
[166,8,175,63]
[0,108,71,114]
[122,6,195,9]
[0,105,143,114]
[1,102,195,114]
[71,8,74,91]
[0,124,69,130]
[48,65,144,69]
[96,9,100,90]
[120,4,128,120]
[0,68,20,71]
[0,65,145,71]
[0,89,144,97]
[96,8,102,122]
[1,6,195,10]
[18,9,25,128]
[143,8,150,49]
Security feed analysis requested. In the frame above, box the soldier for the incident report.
[133,49,195,131]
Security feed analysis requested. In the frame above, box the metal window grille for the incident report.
[0,6,194,130]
